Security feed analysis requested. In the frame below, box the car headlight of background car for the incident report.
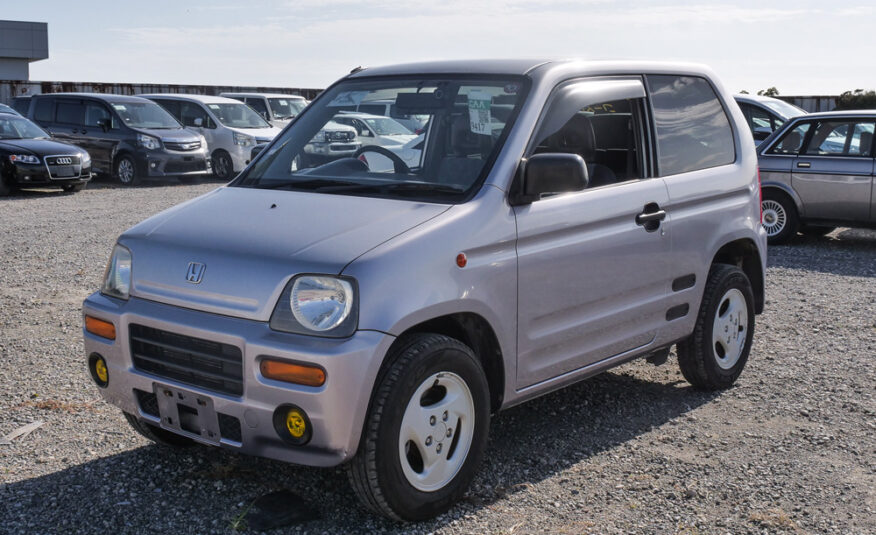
[100,244,132,300]
[270,275,357,338]
[9,154,40,164]
[233,132,256,147]
[80,152,91,165]
[137,134,161,150]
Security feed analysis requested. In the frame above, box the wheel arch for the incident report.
[711,238,765,314]
[761,182,804,217]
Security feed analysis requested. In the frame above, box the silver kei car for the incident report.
[757,111,876,244]
[83,59,766,521]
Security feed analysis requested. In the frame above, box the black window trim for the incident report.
[645,74,739,178]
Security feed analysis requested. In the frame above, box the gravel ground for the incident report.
[1,179,874,535]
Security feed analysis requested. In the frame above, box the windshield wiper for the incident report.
[251,178,361,190]
[306,181,465,196]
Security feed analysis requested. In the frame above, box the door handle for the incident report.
[636,202,666,232]
[797,162,811,168]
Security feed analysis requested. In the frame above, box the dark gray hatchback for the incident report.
[25,93,210,185]
[757,111,876,243]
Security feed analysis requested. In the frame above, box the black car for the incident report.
[24,93,210,186]
[0,112,91,195]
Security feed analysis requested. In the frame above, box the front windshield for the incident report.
[364,117,412,136]
[208,103,272,128]
[112,101,181,129]
[762,99,805,119]
[236,76,529,202]
[0,115,50,139]
[268,98,306,119]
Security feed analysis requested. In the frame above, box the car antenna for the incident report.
[350,65,366,74]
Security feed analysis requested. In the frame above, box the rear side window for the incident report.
[804,120,875,157]
[56,101,85,125]
[646,75,735,176]
[34,99,54,122]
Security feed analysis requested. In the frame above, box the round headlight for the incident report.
[290,276,353,332]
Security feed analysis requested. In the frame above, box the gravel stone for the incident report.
[1,181,874,534]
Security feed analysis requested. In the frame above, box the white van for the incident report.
[220,92,308,129]
[141,94,282,179]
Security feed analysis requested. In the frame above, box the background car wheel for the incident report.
[115,155,139,186]
[799,225,835,237]
[62,183,85,193]
[123,412,195,448]
[347,333,491,521]
[212,150,234,180]
[677,264,755,391]
[761,190,798,245]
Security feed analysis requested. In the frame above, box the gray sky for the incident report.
[14,0,876,95]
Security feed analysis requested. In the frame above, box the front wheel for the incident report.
[677,264,755,390]
[347,334,490,521]
[212,150,234,180]
[115,155,139,186]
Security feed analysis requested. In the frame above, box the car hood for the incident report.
[135,127,201,143]
[227,126,282,140]
[120,186,450,320]
[0,138,85,155]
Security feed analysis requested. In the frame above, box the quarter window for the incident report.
[646,75,735,176]
[804,120,875,157]
[768,122,810,155]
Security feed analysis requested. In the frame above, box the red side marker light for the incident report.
[456,253,467,268]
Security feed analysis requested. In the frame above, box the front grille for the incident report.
[135,388,160,417]
[327,131,355,142]
[164,160,207,173]
[218,413,242,442]
[130,324,243,396]
[164,140,201,151]
[45,154,83,179]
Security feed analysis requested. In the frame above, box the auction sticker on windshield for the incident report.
[468,90,492,135]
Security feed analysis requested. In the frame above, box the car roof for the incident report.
[32,92,153,103]
[733,93,788,105]
[220,92,305,99]
[346,58,715,81]
[791,110,876,119]
[138,93,245,105]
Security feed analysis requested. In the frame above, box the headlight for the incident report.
[100,244,132,300]
[80,152,91,165]
[137,134,161,150]
[270,275,357,337]
[233,132,255,146]
[9,154,39,164]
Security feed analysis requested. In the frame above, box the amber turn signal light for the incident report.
[85,316,116,340]
[260,359,326,387]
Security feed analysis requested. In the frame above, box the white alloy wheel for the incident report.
[761,199,786,237]
[398,371,475,492]
[711,288,748,370]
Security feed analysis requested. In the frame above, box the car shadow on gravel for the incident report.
[768,228,876,278]
[0,370,720,534]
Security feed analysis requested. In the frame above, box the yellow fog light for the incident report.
[272,404,312,445]
[88,353,109,388]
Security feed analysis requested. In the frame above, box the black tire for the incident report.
[212,150,234,180]
[347,333,491,521]
[62,183,85,193]
[115,155,139,186]
[677,264,755,390]
[761,189,798,245]
[123,412,195,448]
[799,225,835,237]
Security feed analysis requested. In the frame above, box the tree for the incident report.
[757,87,780,97]
[739,90,749,94]
[834,89,876,110]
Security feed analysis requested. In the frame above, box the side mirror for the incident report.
[193,117,204,127]
[753,126,772,141]
[96,118,110,132]
[510,153,589,205]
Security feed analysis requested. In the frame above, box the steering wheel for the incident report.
[352,145,411,174]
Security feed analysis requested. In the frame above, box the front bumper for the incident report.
[135,149,211,178]
[8,160,92,187]
[83,292,394,467]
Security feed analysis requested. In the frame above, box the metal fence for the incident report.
[0,80,322,104]
[777,95,837,113]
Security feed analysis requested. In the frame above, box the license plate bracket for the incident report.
[153,383,220,444]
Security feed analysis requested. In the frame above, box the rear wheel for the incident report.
[761,190,798,245]
[347,333,490,521]
[115,155,139,186]
[677,264,755,390]
[123,412,195,448]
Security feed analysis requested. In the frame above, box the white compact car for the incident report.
[141,94,282,179]
[333,112,421,170]
[221,92,308,129]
